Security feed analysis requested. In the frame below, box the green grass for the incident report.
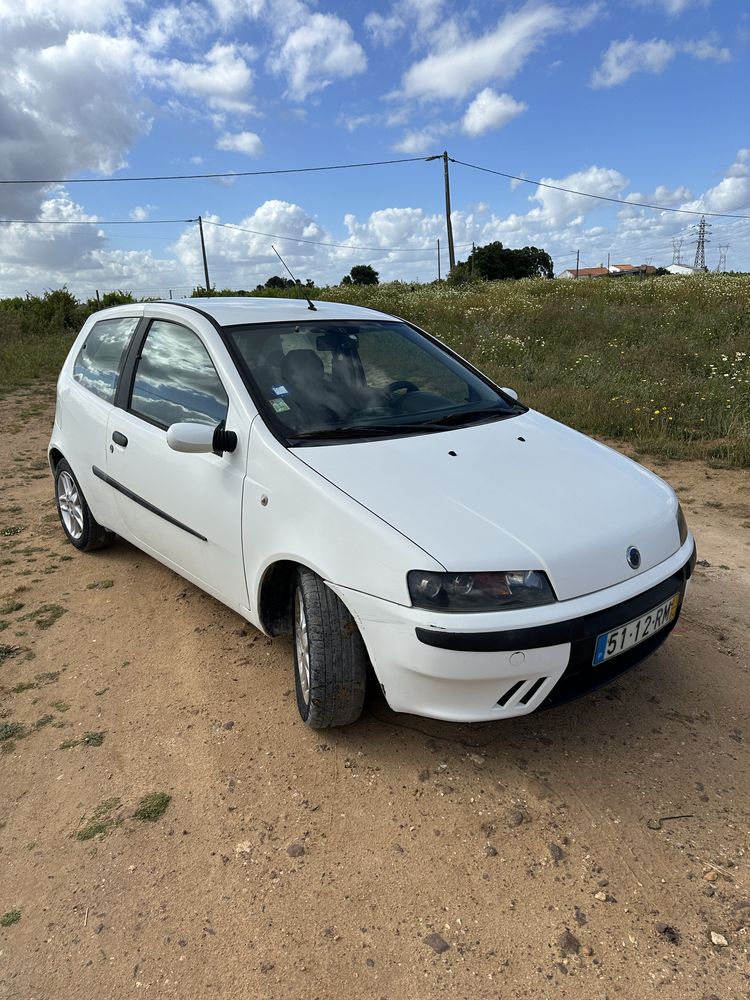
[59,730,105,750]
[314,275,750,466]
[0,601,23,614]
[76,797,122,841]
[86,580,114,590]
[2,275,749,464]
[0,909,21,927]
[0,644,21,664]
[20,604,66,630]
[133,792,171,822]
[0,721,25,741]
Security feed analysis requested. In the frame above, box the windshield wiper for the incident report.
[289,423,449,442]
[288,407,522,443]
[421,405,523,427]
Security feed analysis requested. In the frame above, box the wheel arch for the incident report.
[257,559,299,636]
[48,447,64,474]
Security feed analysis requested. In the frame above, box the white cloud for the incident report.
[145,42,255,110]
[461,89,527,136]
[399,1,599,101]
[592,34,730,87]
[528,166,629,227]
[365,0,447,46]
[633,0,711,13]
[591,37,675,87]
[682,36,730,62]
[129,205,157,221]
[393,127,443,154]
[269,10,366,101]
[215,130,263,157]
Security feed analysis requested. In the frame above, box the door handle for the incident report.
[112,431,128,447]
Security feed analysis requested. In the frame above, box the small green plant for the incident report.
[0,644,21,664]
[133,792,171,822]
[0,909,21,927]
[0,721,25,741]
[10,681,36,693]
[34,671,59,685]
[0,527,22,537]
[60,730,105,749]
[0,600,23,614]
[86,580,114,590]
[81,731,105,747]
[34,714,54,729]
[0,741,16,754]
[49,700,69,712]
[21,604,66,630]
[76,797,122,841]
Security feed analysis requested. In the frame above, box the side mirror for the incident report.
[166,422,237,456]
[501,387,519,401]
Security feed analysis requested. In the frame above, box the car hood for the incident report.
[293,410,681,602]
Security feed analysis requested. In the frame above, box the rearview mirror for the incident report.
[166,422,237,456]
[501,387,519,400]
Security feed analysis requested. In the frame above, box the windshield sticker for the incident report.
[270,398,291,413]
[271,384,288,396]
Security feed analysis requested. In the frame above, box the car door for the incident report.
[60,313,142,532]
[104,316,249,609]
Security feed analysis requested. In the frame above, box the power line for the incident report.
[0,156,432,186]
[0,217,196,225]
[202,219,475,254]
[450,158,750,221]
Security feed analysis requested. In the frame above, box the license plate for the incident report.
[593,594,680,665]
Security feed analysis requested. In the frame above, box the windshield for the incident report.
[224,319,523,444]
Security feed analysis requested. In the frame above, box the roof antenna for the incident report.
[271,245,316,311]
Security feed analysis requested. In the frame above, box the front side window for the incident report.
[73,317,138,402]
[225,320,523,443]
[130,321,228,428]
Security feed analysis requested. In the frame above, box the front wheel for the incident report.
[293,567,368,729]
[54,459,114,551]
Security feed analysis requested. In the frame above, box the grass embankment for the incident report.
[320,275,750,466]
[1,277,748,465]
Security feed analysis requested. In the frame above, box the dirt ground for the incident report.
[0,386,748,1000]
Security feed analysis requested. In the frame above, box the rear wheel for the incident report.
[54,458,114,551]
[293,567,368,729]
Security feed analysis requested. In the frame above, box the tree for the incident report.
[265,275,294,289]
[343,264,379,286]
[450,242,554,283]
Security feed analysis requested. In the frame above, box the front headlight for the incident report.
[407,570,556,612]
[677,503,689,546]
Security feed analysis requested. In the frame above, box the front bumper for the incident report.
[329,536,696,723]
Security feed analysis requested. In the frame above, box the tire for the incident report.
[54,458,114,552]
[293,567,368,729]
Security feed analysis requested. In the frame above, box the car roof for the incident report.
[165,296,395,326]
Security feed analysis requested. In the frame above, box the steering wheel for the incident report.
[386,380,420,397]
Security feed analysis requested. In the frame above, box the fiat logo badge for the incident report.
[627,546,641,569]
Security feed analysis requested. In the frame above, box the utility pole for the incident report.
[425,152,456,274]
[198,215,211,293]
[442,151,456,272]
[471,242,475,280]
[671,237,683,265]
[607,251,610,272]
[575,249,580,279]
[437,238,441,282]
[717,244,729,272]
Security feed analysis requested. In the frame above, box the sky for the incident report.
[0,0,748,297]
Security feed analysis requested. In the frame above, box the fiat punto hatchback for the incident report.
[49,297,696,728]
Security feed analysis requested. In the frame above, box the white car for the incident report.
[49,296,695,728]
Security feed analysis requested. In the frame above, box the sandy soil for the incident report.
[0,386,749,1000]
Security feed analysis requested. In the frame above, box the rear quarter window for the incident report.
[73,317,139,402]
